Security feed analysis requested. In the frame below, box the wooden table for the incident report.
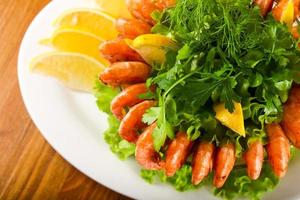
[0,1,131,199]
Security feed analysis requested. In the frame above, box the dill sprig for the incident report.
[168,0,264,62]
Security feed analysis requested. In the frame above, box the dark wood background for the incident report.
[0,1,131,199]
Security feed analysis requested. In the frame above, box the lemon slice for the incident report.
[40,29,109,66]
[95,0,133,19]
[30,52,105,92]
[54,8,118,40]
[280,0,294,25]
[127,34,178,65]
[214,102,246,136]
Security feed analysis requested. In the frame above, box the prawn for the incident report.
[192,142,215,185]
[254,0,274,17]
[135,122,164,170]
[126,0,163,25]
[119,100,156,143]
[213,143,236,188]
[295,0,300,19]
[244,140,264,180]
[115,18,152,39]
[111,83,153,120]
[159,0,177,8]
[291,25,299,39]
[99,61,151,86]
[99,38,144,63]
[281,85,300,148]
[154,0,176,10]
[165,132,192,177]
[266,123,290,178]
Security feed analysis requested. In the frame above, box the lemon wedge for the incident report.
[214,102,246,136]
[40,29,109,66]
[54,8,118,40]
[30,52,105,92]
[273,0,294,26]
[280,0,294,25]
[127,34,178,65]
[95,0,133,19]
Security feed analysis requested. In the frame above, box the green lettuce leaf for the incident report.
[214,164,279,200]
[141,163,279,200]
[94,80,135,160]
[94,81,120,114]
[104,114,135,160]
[140,165,197,191]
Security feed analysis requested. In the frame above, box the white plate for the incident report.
[18,0,300,199]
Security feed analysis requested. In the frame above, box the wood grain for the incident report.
[0,1,131,199]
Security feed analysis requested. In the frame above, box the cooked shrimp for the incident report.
[213,143,236,188]
[244,140,264,180]
[99,38,144,63]
[161,0,177,8]
[119,100,156,143]
[126,0,163,25]
[281,85,300,148]
[266,123,290,178]
[254,0,274,17]
[116,18,152,39]
[291,25,299,39]
[155,0,176,9]
[99,62,151,86]
[135,122,164,170]
[295,0,300,18]
[165,132,192,177]
[192,142,215,185]
[111,83,151,120]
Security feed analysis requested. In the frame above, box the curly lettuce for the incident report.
[104,114,135,160]
[141,164,278,200]
[94,82,135,160]
[214,164,279,200]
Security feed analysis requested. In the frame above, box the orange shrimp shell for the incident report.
[135,122,165,170]
[119,100,156,143]
[244,140,264,180]
[213,143,236,188]
[192,142,215,185]
[110,83,150,120]
[165,132,192,177]
[99,62,151,86]
[266,123,290,178]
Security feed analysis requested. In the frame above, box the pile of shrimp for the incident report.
[99,0,300,188]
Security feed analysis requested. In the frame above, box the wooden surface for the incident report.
[0,1,131,199]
